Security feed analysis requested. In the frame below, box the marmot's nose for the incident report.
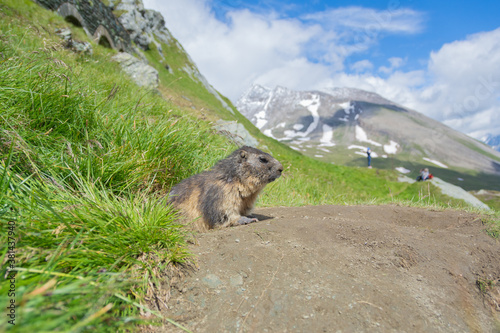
[271,165,283,174]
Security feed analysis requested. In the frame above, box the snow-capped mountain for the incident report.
[482,134,500,152]
[237,84,500,180]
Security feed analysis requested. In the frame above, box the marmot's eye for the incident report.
[259,156,268,163]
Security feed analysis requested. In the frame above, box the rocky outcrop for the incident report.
[214,120,259,147]
[107,0,174,56]
[36,0,259,146]
[108,0,237,117]
[55,28,93,54]
[34,0,131,51]
[111,52,159,89]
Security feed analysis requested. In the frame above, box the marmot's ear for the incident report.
[240,150,247,160]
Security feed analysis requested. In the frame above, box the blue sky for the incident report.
[143,0,500,139]
[209,0,500,74]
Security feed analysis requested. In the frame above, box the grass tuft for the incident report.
[0,4,230,331]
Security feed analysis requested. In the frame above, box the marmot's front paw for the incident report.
[237,216,258,225]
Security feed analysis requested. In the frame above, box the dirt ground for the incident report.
[146,205,500,333]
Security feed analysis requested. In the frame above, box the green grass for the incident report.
[142,33,238,121]
[0,2,231,331]
[484,216,500,239]
[303,142,500,193]
[0,0,497,332]
[480,197,500,212]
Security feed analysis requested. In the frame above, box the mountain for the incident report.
[237,84,500,190]
[482,134,500,152]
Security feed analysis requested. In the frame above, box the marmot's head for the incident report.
[235,146,283,184]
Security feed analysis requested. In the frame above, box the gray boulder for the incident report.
[214,120,259,147]
[431,177,490,210]
[55,28,93,55]
[108,0,169,54]
[111,52,159,89]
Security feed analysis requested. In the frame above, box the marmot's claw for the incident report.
[238,216,259,225]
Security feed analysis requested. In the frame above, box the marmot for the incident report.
[168,146,283,231]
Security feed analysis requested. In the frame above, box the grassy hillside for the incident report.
[0,1,498,332]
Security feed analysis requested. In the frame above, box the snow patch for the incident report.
[293,124,304,131]
[254,110,267,129]
[355,125,382,147]
[383,140,399,154]
[263,129,277,140]
[319,124,336,147]
[315,154,324,158]
[283,94,321,140]
[339,101,355,115]
[348,145,368,150]
[263,90,273,110]
[354,150,378,157]
[423,157,448,168]
[396,167,411,174]
[339,101,351,110]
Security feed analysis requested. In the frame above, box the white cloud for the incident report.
[350,60,373,73]
[426,29,500,115]
[144,0,322,100]
[302,6,425,34]
[378,57,405,74]
[143,0,423,100]
[413,28,500,137]
[320,29,500,138]
[143,0,500,137]
[320,70,426,109]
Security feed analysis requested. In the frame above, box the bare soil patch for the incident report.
[147,205,500,332]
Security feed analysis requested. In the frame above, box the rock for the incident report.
[398,175,490,210]
[55,28,93,55]
[230,274,244,287]
[111,52,159,89]
[431,177,490,210]
[55,28,72,40]
[109,0,236,113]
[202,274,223,289]
[108,0,170,53]
[397,175,416,184]
[214,120,259,147]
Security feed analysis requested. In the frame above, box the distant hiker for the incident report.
[416,168,430,181]
[367,147,372,168]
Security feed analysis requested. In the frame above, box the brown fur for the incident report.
[168,146,283,231]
